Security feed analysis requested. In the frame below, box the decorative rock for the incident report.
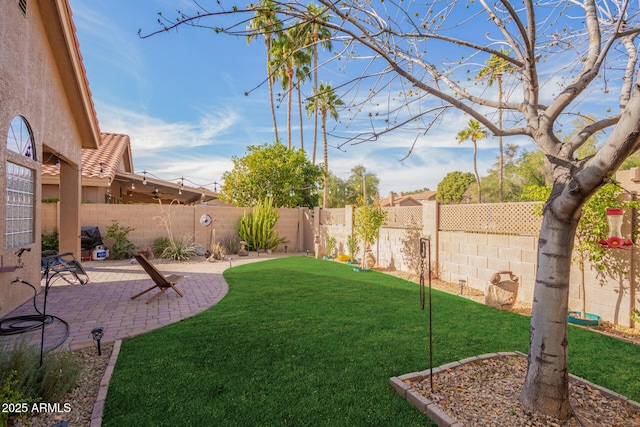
[485,271,519,310]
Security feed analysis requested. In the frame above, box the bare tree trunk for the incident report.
[520,208,579,419]
[498,76,504,202]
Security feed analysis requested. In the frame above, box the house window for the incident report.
[7,116,35,159]
[5,116,35,248]
[6,163,34,248]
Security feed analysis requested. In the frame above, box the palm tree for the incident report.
[456,119,487,203]
[306,82,343,207]
[476,48,515,202]
[298,4,333,164]
[294,58,311,151]
[247,1,282,143]
[271,31,309,149]
[289,24,312,152]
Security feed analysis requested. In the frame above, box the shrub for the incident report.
[237,198,288,251]
[346,234,360,260]
[41,229,59,252]
[105,220,135,259]
[0,370,37,427]
[152,236,171,256]
[161,236,197,261]
[325,235,337,258]
[0,341,81,405]
[209,242,226,260]
[222,235,241,254]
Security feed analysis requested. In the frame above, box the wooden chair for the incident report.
[131,254,184,304]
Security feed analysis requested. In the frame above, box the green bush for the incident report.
[0,370,37,427]
[325,235,337,257]
[237,198,288,251]
[346,234,360,260]
[0,341,81,407]
[106,220,135,259]
[41,229,59,252]
[152,236,171,256]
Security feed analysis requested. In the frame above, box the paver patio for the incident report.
[0,253,289,351]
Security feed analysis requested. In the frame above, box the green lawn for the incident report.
[102,257,640,427]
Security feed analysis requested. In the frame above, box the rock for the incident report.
[485,271,519,310]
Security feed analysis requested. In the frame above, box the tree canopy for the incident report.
[436,171,476,204]
[219,143,323,208]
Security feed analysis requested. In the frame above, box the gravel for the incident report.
[11,344,113,427]
[409,355,640,426]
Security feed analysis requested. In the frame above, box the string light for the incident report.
[55,155,60,169]
[99,163,104,179]
[134,169,222,193]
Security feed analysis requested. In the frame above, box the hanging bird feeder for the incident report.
[599,208,633,249]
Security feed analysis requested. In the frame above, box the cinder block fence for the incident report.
[42,200,639,327]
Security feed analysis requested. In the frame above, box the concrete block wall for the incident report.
[438,231,538,306]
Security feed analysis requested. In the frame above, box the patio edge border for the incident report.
[90,339,122,427]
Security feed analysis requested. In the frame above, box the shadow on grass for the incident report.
[103,256,640,427]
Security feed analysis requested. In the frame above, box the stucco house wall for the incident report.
[0,0,100,316]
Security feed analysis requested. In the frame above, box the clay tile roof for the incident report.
[412,190,437,201]
[42,133,131,180]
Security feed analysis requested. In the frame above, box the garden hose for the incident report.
[0,278,70,351]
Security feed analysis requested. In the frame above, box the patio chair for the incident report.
[131,254,184,304]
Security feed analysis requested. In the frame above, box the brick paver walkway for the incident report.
[0,253,286,350]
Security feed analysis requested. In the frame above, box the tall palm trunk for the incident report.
[322,109,328,208]
[472,139,481,203]
[298,83,304,151]
[287,67,293,149]
[266,37,279,144]
[520,207,579,419]
[312,36,319,164]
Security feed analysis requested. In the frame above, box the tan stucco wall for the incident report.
[43,203,310,258]
[0,1,92,316]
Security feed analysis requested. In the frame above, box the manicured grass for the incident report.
[102,257,640,426]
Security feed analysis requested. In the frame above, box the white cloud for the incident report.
[96,103,240,153]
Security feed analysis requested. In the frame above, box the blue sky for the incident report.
[68,0,525,196]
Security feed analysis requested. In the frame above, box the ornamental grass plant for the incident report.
[102,257,640,427]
